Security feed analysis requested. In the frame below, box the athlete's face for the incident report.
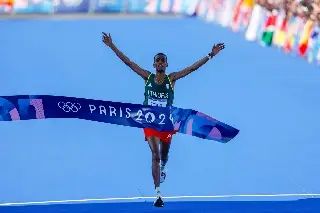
[153,55,168,72]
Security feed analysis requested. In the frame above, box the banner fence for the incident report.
[1,0,319,65]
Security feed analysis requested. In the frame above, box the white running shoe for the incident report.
[160,165,166,183]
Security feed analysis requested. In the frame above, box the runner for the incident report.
[102,32,225,207]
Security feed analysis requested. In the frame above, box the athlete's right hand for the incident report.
[102,32,112,46]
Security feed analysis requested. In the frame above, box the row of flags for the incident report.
[0,0,13,12]
[1,0,319,65]
[196,0,320,66]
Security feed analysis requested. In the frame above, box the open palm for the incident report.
[102,32,112,46]
[211,43,225,56]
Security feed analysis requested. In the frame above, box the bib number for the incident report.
[148,97,167,107]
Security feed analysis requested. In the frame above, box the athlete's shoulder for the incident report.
[167,72,175,81]
[166,73,175,90]
[145,72,154,83]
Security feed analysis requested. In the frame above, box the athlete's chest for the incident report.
[145,79,172,107]
[146,80,170,91]
[145,81,170,98]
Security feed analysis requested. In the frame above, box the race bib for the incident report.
[148,97,167,107]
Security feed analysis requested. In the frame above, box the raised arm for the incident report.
[169,43,225,81]
[102,32,150,80]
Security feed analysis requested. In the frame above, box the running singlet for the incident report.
[143,73,174,107]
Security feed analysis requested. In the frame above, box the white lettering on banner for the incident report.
[90,104,130,118]
[169,114,174,124]
[136,110,143,121]
[99,105,106,115]
[145,112,155,123]
[88,104,171,125]
[159,114,166,124]
[125,108,131,118]
[109,106,116,116]
[119,107,123,117]
[89,104,96,113]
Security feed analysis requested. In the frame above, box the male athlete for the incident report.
[102,32,225,207]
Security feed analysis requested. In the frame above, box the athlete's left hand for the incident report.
[210,43,225,57]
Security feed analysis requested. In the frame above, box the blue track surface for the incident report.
[1,17,320,212]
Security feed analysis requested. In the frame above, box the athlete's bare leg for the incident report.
[147,136,161,189]
[147,136,169,207]
[160,140,170,167]
[159,140,170,184]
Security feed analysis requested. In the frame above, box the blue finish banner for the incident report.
[53,0,89,13]
[0,95,239,143]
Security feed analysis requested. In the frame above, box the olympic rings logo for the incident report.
[58,101,81,113]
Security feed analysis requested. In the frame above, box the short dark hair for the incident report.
[154,53,167,61]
